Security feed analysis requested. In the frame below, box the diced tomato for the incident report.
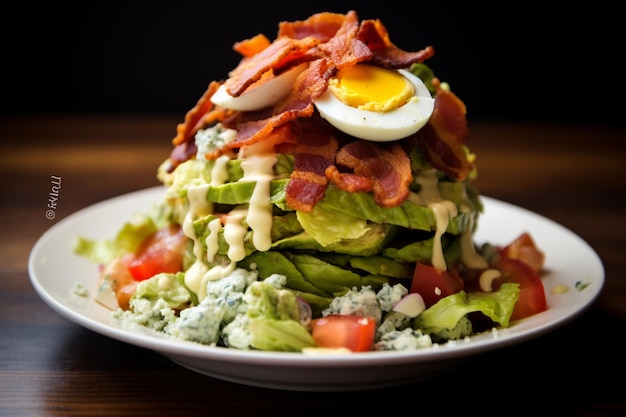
[116,282,139,311]
[500,232,545,272]
[128,225,187,281]
[99,253,136,310]
[310,315,376,352]
[493,256,547,321]
[409,263,464,308]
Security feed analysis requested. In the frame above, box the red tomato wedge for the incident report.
[128,225,187,281]
[310,315,376,352]
[500,232,545,273]
[493,257,547,321]
[410,263,464,308]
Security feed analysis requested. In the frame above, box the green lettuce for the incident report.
[72,212,157,264]
[414,283,520,334]
[245,280,317,351]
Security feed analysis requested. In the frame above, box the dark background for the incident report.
[3,1,622,125]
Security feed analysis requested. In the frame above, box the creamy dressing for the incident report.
[211,155,231,185]
[223,206,248,261]
[478,269,501,292]
[184,260,209,298]
[459,211,489,269]
[183,152,278,301]
[205,218,221,262]
[240,155,277,252]
[182,183,212,299]
[409,168,487,271]
[183,138,484,299]
[429,201,457,271]
[183,184,212,261]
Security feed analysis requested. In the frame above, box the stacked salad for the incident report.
[74,11,547,352]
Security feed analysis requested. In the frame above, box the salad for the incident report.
[74,10,547,353]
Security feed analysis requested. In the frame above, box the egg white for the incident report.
[211,63,307,111]
[314,69,435,141]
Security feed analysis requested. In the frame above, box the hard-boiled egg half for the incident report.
[210,63,307,111]
[314,64,435,141]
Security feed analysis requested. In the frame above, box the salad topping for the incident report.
[74,10,547,353]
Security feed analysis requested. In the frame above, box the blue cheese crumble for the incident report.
[169,268,257,344]
[110,269,439,352]
[195,123,237,159]
[375,328,433,351]
[322,283,407,324]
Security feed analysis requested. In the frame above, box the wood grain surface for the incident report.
[2,114,624,416]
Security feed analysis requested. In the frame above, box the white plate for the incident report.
[28,186,604,391]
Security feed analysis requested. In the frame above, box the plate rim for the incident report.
[27,186,605,377]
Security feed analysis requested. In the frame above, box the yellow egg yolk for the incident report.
[328,64,415,112]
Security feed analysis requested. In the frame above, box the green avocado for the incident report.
[316,184,476,234]
[271,222,398,256]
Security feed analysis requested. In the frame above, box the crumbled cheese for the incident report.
[95,281,119,310]
[170,268,258,344]
[195,124,237,160]
[172,297,227,344]
[376,283,408,311]
[376,310,412,341]
[71,282,89,297]
[113,298,177,332]
[322,285,382,322]
[374,328,433,351]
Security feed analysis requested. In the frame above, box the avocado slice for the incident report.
[272,222,399,256]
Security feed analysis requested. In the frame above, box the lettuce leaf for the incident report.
[72,212,157,264]
[414,283,520,333]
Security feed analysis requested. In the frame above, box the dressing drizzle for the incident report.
[183,154,487,300]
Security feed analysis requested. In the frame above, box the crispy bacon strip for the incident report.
[224,36,320,97]
[168,140,198,173]
[324,166,372,193]
[415,78,473,180]
[286,118,339,212]
[168,81,234,172]
[172,81,221,146]
[277,11,348,41]
[358,19,435,69]
[328,141,412,207]
[316,10,372,69]
[169,10,454,209]
[222,58,334,151]
[233,34,271,58]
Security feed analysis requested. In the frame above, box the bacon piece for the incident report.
[238,123,297,158]
[286,119,339,212]
[277,58,335,113]
[167,140,198,173]
[415,78,473,180]
[324,166,372,193]
[168,81,235,172]
[224,36,320,98]
[171,81,221,146]
[316,10,372,69]
[168,10,449,203]
[357,19,435,69]
[278,11,348,41]
[328,141,412,207]
[223,58,334,151]
[233,34,271,58]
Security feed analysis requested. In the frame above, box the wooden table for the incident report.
[2,114,624,416]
